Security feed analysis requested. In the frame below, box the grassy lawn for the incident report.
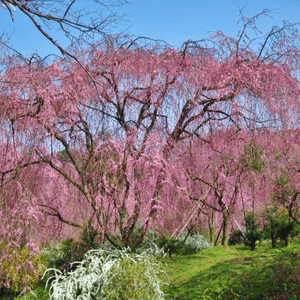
[4,241,300,299]
[159,242,300,300]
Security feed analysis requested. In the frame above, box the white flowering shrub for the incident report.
[41,246,169,300]
[134,229,167,258]
[177,231,212,255]
[156,230,212,257]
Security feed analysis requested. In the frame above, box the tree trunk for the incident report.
[214,223,223,246]
[271,233,276,248]
[208,211,215,244]
[221,214,230,246]
[284,234,290,247]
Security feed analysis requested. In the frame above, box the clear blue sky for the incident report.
[0,0,300,56]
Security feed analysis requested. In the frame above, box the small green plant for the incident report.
[41,246,169,300]
[240,140,266,172]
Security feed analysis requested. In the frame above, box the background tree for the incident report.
[1,10,300,253]
[172,129,262,245]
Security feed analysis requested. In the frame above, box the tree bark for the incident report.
[221,212,230,246]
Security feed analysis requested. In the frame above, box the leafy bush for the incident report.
[134,233,166,258]
[41,243,66,271]
[41,246,169,300]
[103,253,168,299]
[60,238,92,264]
[0,242,49,296]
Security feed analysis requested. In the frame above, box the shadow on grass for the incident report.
[162,253,280,300]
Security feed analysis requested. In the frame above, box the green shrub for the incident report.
[61,238,92,263]
[156,235,182,257]
[104,253,168,299]
[134,234,166,258]
[263,205,300,247]
[244,213,261,251]
[41,246,169,300]
[41,243,66,271]
[0,242,49,296]
[101,227,166,258]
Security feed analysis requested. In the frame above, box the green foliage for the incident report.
[275,170,289,187]
[41,243,66,271]
[100,227,166,259]
[240,140,266,172]
[134,229,167,258]
[274,149,282,160]
[0,242,49,296]
[244,213,261,251]
[263,205,299,247]
[41,246,169,300]
[104,253,169,299]
[58,149,72,162]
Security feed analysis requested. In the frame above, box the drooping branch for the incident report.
[37,204,84,230]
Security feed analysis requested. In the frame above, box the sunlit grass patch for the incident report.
[160,243,300,300]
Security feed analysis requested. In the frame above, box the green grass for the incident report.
[3,241,300,300]
[159,242,300,299]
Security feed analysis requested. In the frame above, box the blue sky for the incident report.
[0,0,300,56]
